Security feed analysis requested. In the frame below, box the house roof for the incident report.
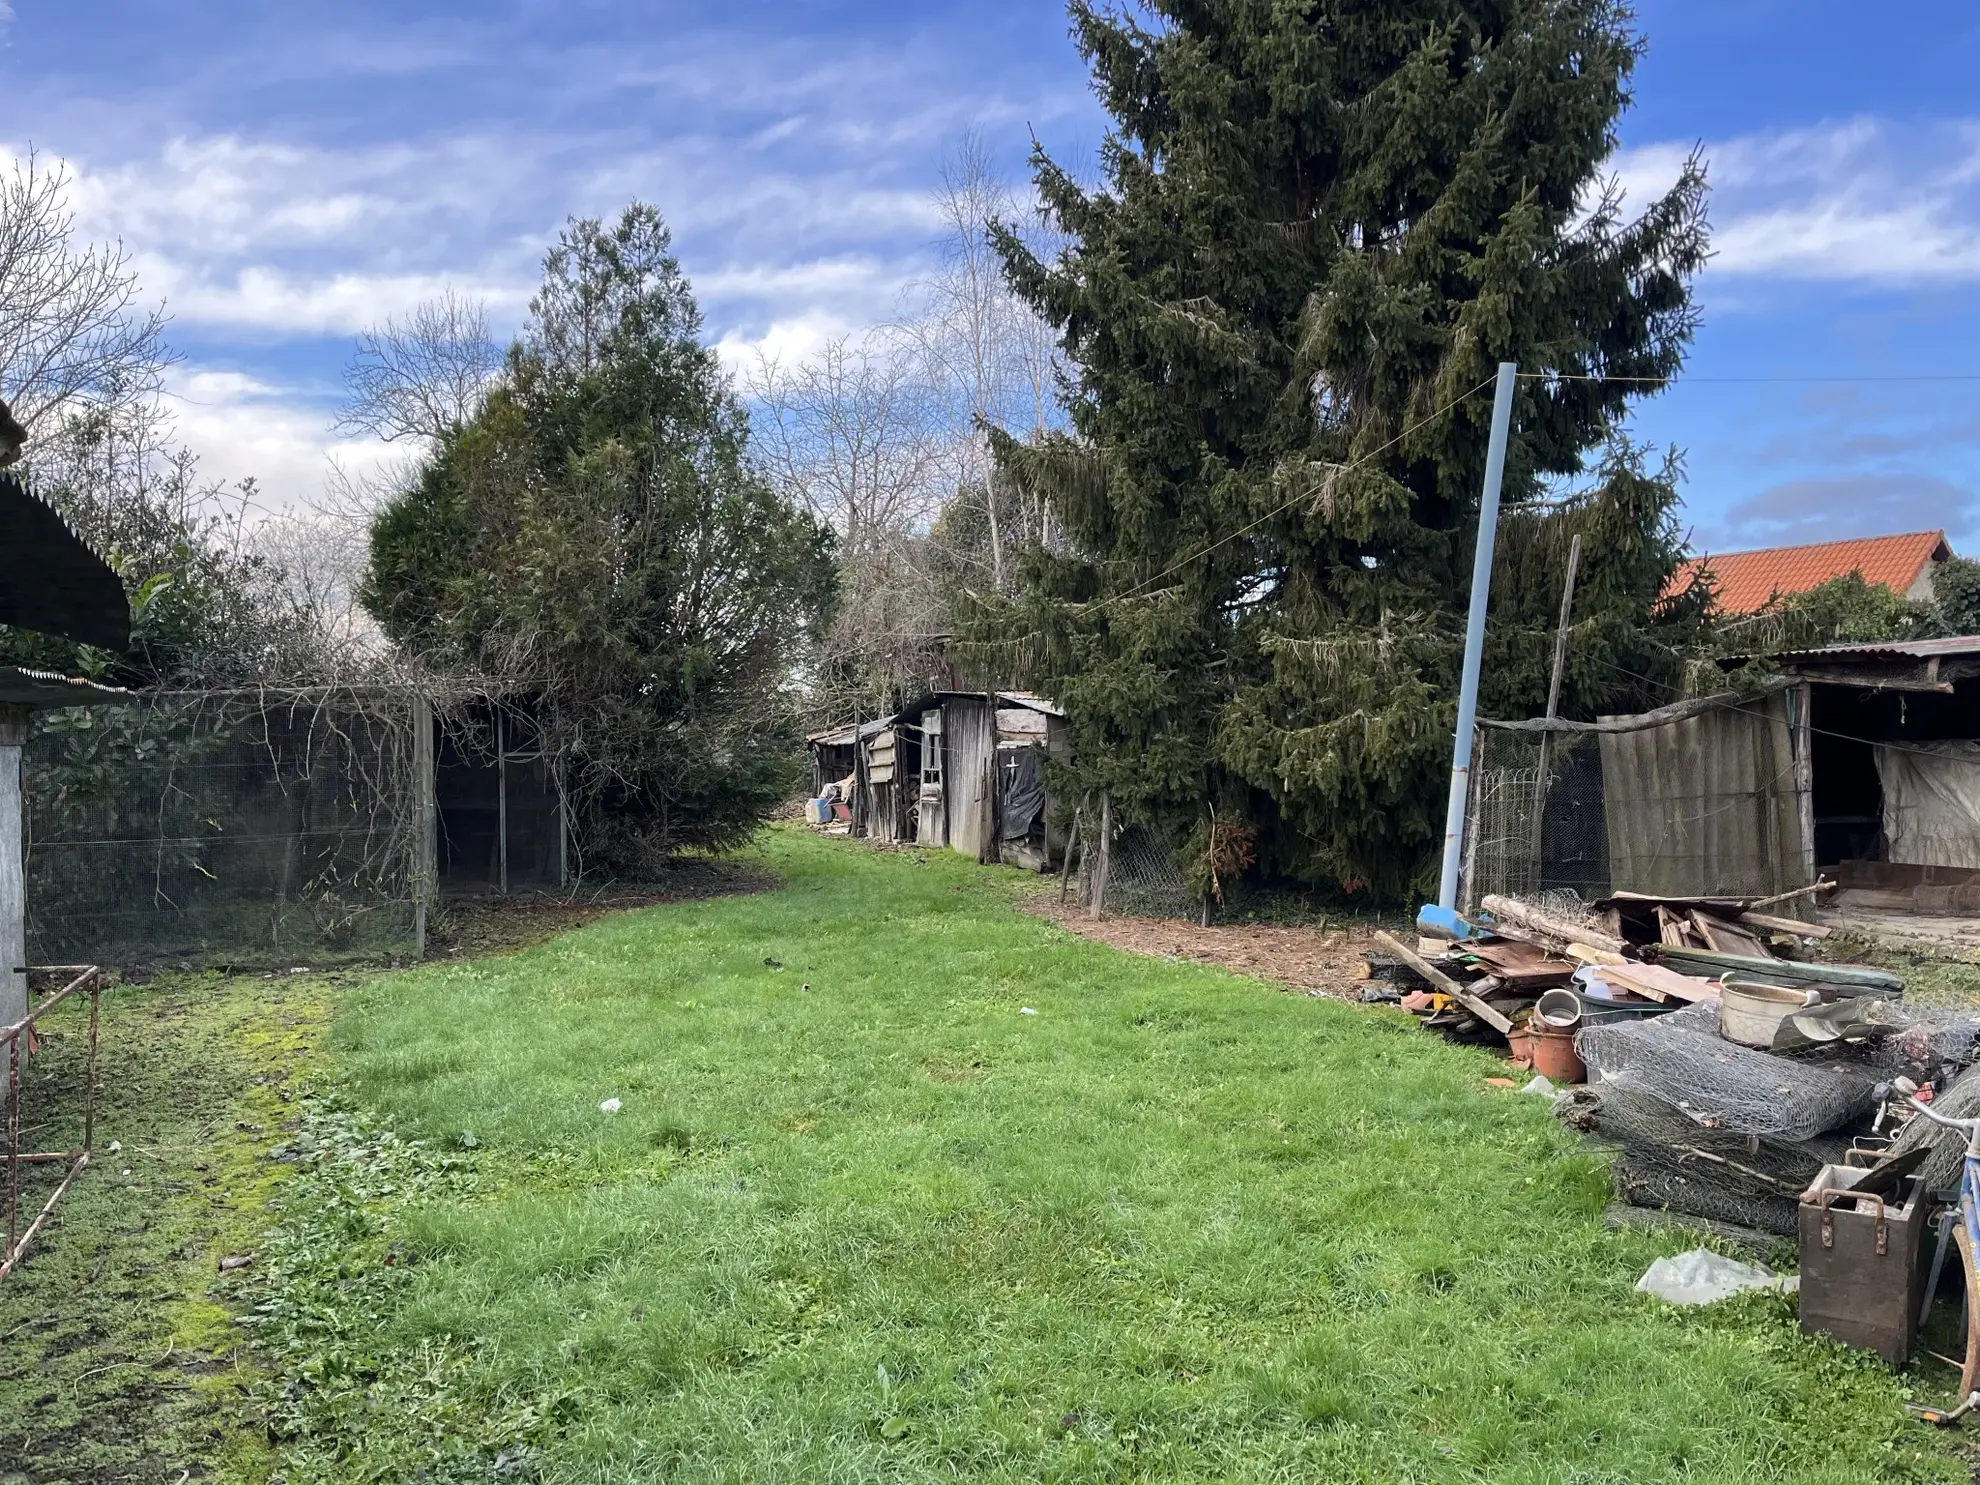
[1668,531,1951,616]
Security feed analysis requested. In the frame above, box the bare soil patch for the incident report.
[1024,893,1382,998]
[431,857,781,958]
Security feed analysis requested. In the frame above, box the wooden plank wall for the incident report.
[944,698,994,860]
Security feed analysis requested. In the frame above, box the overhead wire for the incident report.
[1080,372,1502,618]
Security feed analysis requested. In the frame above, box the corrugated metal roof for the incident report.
[1667,530,1950,615]
[0,665,133,709]
[805,717,891,747]
[1769,635,1980,662]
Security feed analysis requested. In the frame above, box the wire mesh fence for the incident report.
[1072,819,1196,920]
[1463,729,1614,907]
[24,689,425,967]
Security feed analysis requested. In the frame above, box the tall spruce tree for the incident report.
[978,0,1711,898]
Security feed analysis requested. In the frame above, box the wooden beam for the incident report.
[1738,909,1832,939]
[1481,894,1629,955]
[1372,931,1513,1035]
[1479,676,1793,734]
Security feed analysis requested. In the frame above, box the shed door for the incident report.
[944,698,994,859]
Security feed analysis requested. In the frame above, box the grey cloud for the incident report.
[1708,474,1980,549]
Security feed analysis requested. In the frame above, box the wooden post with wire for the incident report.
[1089,790,1112,921]
[1530,532,1583,878]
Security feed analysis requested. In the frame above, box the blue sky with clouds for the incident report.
[4,0,1979,556]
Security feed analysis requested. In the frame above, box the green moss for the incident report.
[0,969,335,1482]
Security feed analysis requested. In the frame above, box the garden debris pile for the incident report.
[1379,885,1980,1236]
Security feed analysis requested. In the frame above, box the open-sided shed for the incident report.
[1467,636,1980,936]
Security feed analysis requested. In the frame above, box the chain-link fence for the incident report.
[24,689,425,967]
[1072,818,1196,920]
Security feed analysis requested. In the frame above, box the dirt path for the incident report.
[1023,893,1383,998]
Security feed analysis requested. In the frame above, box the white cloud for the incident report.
[712,310,863,376]
[138,255,530,337]
[163,366,396,513]
[1609,119,1980,286]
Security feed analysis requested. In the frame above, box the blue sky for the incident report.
[4,0,1979,556]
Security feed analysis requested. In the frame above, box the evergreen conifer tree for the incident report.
[978,0,1712,897]
[363,206,836,868]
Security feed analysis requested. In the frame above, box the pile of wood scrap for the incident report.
[1375,881,1861,1054]
[1365,882,1980,1240]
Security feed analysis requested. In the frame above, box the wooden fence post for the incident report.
[1089,790,1112,921]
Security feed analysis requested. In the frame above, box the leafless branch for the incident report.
[0,147,174,437]
[336,290,500,444]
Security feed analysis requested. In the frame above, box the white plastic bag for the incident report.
[1635,1247,1796,1305]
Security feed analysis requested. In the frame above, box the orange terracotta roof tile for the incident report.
[1667,531,1951,615]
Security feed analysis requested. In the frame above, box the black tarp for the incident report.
[998,746,1045,839]
[0,472,129,650]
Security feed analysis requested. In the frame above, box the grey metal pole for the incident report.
[1437,361,1518,910]
[0,714,24,1031]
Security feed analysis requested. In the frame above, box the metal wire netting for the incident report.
[24,690,423,966]
[1463,729,1613,908]
[1073,819,1196,920]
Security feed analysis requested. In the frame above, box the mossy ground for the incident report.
[0,969,334,1482]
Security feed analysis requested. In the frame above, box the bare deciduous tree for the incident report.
[0,148,173,439]
[746,332,946,557]
[337,290,500,444]
[903,132,1067,592]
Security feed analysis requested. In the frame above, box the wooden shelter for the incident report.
[807,691,1071,870]
[1472,636,1980,935]
[0,473,132,1026]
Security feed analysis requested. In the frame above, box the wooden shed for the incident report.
[884,691,1069,869]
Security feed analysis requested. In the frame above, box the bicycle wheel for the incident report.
[1954,1220,1980,1397]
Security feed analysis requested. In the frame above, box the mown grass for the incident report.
[277,827,1960,1484]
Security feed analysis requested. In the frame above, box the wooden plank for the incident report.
[1481,895,1628,955]
[1739,909,1832,939]
[1373,931,1513,1035]
[1656,906,1695,948]
[1691,911,1770,959]
[1599,962,1717,1005]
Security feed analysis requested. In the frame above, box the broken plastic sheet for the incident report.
[1636,1248,1797,1305]
[1877,740,1980,869]
[997,746,1046,840]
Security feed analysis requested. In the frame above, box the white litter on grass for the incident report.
[1636,1248,1798,1305]
[599,1098,623,1114]
[1520,1076,1556,1096]
[107,1140,121,1154]
[1020,1007,1039,1016]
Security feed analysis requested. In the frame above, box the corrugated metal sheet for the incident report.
[1599,691,1802,897]
[1769,635,1980,662]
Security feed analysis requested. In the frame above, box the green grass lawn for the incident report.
[239,826,1954,1484]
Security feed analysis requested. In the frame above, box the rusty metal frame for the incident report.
[1,965,102,1283]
